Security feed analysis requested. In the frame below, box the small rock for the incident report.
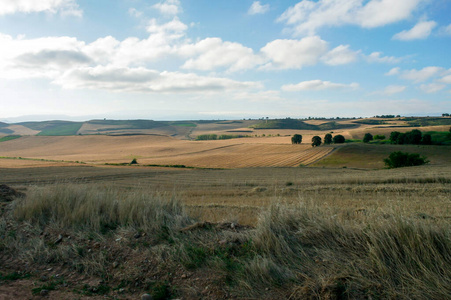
[112,261,119,268]
[230,223,235,229]
[54,234,63,244]
[141,293,153,300]
[134,233,141,239]
[118,288,125,293]
[40,289,49,296]
[218,239,227,245]
[181,274,187,279]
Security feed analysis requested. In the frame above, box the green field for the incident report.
[0,135,21,142]
[312,143,451,168]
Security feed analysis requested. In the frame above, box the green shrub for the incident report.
[374,134,385,140]
[363,133,373,143]
[383,151,429,168]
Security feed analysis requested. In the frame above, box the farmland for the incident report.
[0,117,450,299]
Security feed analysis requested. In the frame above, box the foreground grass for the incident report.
[1,184,450,299]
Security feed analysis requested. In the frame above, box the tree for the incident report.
[333,134,345,143]
[324,133,332,144]
[422,134,432,145]
[390,131,401,144]
[384,151,429,168]
[291,134,303,144]
[311,136,322,147]
[363,133,373,143]
[405,129,422,145]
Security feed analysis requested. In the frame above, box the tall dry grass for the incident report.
[1,184,450,299]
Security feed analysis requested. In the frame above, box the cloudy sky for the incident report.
[1,0,450,121]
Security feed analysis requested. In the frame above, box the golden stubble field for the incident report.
[1,122,450,224]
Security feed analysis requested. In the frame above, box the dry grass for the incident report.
[1,183,450,299]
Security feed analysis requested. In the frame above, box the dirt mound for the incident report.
[0,184,24,202]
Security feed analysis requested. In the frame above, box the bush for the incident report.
[363,133,373,143]
[311,136,321,147]
[291,134,303,144]
[333,135,345,144]
[374,134,385,140]
[130,158,138,165]
[383,151,429,168]
[422,134,432,145]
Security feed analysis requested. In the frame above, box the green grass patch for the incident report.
[311,143,451,168]
[0,135,21,142]
[404,117,451,127]
[0,272,31,281]
[425,131,451,145]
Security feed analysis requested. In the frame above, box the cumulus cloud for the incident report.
[0,0,82,17]
[439,24,451,36]
[419,83,446,93]
[55,66,262,93]
[381,85,407,95]
[366,52,401,64]
[440,74,451,84]
[321,45,359,66]
[278,0,424,36]
[248,1,270,15]
[128,8,142,18]
[180,38,263,72]
[153,0,181,16]
[282,80,358,91]
[385,66,446,83]
[260,36,328,69]
[393,20,437,41]
[386,67,401,76]
[398,67,445,82]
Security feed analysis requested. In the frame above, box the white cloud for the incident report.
[282,80,358,91]
[440,74,451,84]
[386,67,401,76]
[278,0,424,36]
[439,24,451,36]
[180,38,263,72]
[55,66,262,93]
[399,67,445,82]
[153,0,181,16]
[419,83,446,93]
[367,52,401,64]
[321,45,359,65]
[382,85,406,95]
[0,0,82,17]
[260,36,328,69]
[128,8,142,18]
[248,1,270,15]
[393,20,437,41]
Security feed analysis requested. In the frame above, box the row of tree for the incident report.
[291,134,346,146]
[362,130,433,145]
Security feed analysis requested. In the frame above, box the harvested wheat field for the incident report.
[0,135,333,168]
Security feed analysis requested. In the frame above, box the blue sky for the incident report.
[0,0,450,121]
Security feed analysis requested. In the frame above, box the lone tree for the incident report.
[291,134,303,144]
[363,133,373,143]
[333,134,345,144]
[324,133,332,144]
[311,136,322,147]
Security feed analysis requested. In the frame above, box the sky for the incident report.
[0,0,450,122]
